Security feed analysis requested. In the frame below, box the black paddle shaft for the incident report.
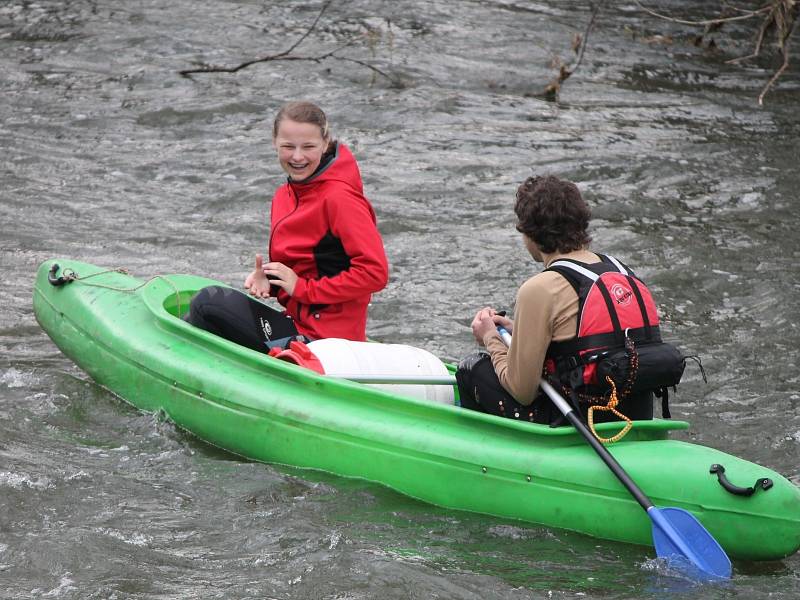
[562,408,653,511]
[497,329,655,512]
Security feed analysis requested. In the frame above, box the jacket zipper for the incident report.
[268,181,300,261]
[268,182,303,320]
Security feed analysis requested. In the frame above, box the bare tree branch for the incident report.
[335,56,398,83]
[180,1,333,76]
[634,1,773,27]
[726,5,775,63]
[538,3,600,101]
[758,14,798,104]
[637,0,798,105]
[283,0,333,56]
[178,0,401,85]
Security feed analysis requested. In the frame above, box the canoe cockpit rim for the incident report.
[133,271,690,441]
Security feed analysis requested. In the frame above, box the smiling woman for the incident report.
[183,101,389,349]
[273,102,331,181]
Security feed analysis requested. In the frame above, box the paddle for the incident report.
[336,329,731,577]
[496,327,732,579]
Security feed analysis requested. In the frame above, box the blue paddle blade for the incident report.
[648,506,732,579]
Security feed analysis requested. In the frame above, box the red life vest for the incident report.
[544,254,661,393]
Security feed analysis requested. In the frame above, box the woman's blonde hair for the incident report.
[273,101,330,141]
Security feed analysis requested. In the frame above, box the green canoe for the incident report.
[33,259,800,562]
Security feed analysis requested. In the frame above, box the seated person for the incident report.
[184,101,389,351]
[457,175,664,425]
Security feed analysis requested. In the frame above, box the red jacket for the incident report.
[268,143,389,341]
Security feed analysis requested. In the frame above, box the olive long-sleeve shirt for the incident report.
[482,250,602,405]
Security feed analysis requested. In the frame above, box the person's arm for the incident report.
[482,275,558,405]
[291,189,389,305]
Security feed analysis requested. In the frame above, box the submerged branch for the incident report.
[758,15,798,104]
[537,3,600,101]
[726,7,774,63]
[634,1,772,27]
[637,0,799,105]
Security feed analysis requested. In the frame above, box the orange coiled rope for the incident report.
[588,376,633,444]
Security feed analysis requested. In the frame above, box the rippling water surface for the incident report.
[2,1,799,598]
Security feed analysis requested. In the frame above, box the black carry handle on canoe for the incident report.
[710,463,773,497]
[496,327,732,580]
[48,263,73,286]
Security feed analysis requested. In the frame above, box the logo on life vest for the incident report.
[260,317,273,339]
[611,283,633,306]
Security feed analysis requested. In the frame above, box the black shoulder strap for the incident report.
[547,257,628,343]
[547,254,629,281]
[602,255,654,341]
[544,260,586,296]
[546,255,657,355]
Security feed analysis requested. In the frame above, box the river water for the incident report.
[2,0,799,598]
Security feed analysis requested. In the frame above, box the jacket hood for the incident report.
[288,142,364,196]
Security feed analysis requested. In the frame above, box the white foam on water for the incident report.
[65,470,91,481]
[1,367,38,388]
[41,573,77,598]
[0,471,54,490]
[97,528,151,547]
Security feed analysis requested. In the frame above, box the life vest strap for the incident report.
[594,277,625,347]
[547,325,662,364]
[627,275,654,341]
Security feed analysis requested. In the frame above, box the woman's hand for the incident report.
[244,254,272,298]
[263,261,299,297]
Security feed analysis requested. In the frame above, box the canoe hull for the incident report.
[33,259,800,561]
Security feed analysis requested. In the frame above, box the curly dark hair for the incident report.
[514,175,591,254]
